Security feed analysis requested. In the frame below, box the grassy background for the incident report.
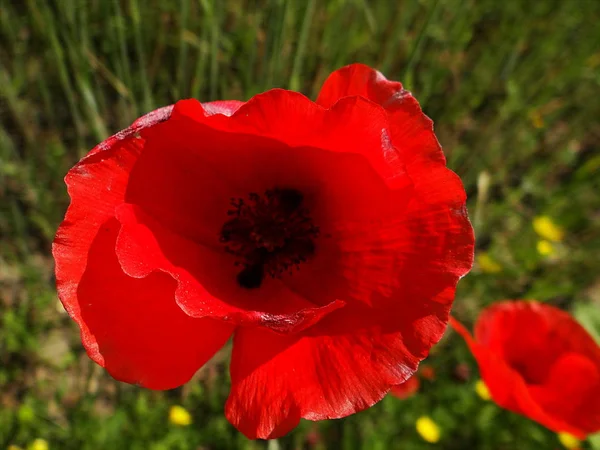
[1,0,600,448]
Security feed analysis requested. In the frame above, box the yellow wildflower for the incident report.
[477,253,502,274]
[475,380,491,401]
[169,405,192,426]
[558,432,581,449]
[27,439,49,450]
[416,416,441,443]
[533,216,564,242]
[537,240,555,257]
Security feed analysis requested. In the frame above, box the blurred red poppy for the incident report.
[390,375,421,400]
[53,63,474,439]
[451,301,600,438]
[419,364,436,381]
[389,364,436,399]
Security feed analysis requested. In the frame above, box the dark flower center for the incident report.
[508,360,547,385]
[220,188,319,289]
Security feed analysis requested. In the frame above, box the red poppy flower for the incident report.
[451,301,600,438]
[53,63,474,439]
[390,375,421,400]
[419,364,436,381]
[389,364,436,399]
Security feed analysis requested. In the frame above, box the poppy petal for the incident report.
[315,63,407,110]
[76,219,233,390]
[536,303,600,361]
[53,100,235,325]
[77,219,233,389]
[329,191,471,307]
[225,326,418,439]
[86,105,174,158]
[315,63,446,169]
[202,100,244,116]
[53,106,172,347]
[172,93,410,191]
[529,353,600,434]
[115,203,344,332]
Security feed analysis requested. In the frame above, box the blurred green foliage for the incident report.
[1,0,599,449]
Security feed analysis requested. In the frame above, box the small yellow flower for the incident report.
[416,416,441,444]
[528,110,544,129]
[27,439,49,450]
[477,253,502,274]
[475,380,491,401]
[169,405,192,426]
[533,216,564,242]
[558,432,581,449]
[537,239,555,257]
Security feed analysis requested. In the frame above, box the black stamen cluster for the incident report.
[220,188,319,289]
